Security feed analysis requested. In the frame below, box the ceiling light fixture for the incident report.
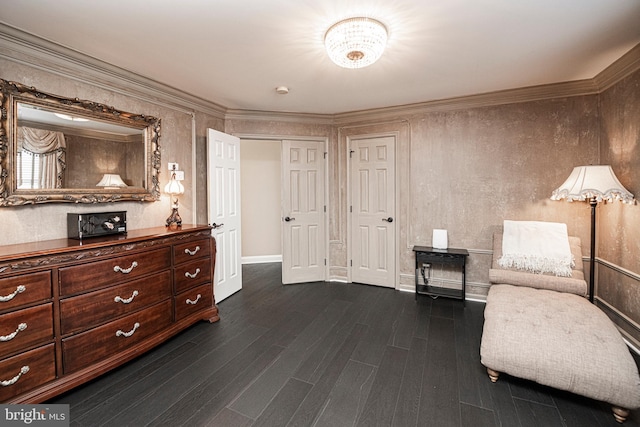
[324,17,388,69]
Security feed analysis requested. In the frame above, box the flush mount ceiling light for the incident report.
[324,17,388,69]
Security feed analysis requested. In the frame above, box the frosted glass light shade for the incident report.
[325,17,387,69]
[164,178,184,195]
[96,173,127,188]
[551,165,634,204]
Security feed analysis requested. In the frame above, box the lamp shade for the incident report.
[96,173,127,188]
[164,178,184,195]
[551,165,634,204]
[324,17,388,69]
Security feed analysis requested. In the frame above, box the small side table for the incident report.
[413,246,469,304]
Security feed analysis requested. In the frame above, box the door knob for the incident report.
[284,216,296,222]
[211,222,224,229]
[382,217,393,223]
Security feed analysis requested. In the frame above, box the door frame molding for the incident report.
[235,134,329,282]
[346,130,400,289]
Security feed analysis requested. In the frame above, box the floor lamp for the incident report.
[551,165,634,303]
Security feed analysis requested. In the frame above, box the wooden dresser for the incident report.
[0,225,218,403]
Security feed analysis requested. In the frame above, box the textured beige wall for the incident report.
[409,98,599,292]
[598,67,640,345]
[227,97,600,297]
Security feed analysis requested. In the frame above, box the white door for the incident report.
[350,135,396,287]
[282,139,326,284]
[207,128,242,302]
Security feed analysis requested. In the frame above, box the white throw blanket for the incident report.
[498,220,574,277]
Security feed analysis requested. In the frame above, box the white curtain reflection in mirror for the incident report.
[17,127,66,189]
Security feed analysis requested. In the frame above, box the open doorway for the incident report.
[240,137,328,284]
[240,139,282,264]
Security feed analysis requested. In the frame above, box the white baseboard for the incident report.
[242,255,282,264]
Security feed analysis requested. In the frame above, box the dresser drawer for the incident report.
[0,303,53,359]
[0,344,56,402]
[173,238,211,266]
[0,271,51,312]
[59,247,172,295]
[59,271,172,335]
[174,258,212,294]
[175,283,214,322]
[62,299,172,374]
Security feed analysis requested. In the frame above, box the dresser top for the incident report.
[0,224,212,261]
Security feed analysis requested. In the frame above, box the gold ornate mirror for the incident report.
[0,79,161,206]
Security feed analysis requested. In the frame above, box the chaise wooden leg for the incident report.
[487,368,500,383]
[612,406,629,423]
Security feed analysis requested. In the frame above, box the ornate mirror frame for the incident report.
[0,79,161,206]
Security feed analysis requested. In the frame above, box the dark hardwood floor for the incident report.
[50,262,640,426]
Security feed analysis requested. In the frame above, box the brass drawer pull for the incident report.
[0,285,26,302]
[185,246,200,256]
[114,290,139,304]
[186,294,202,305]
[185,268,201,279]
[0,323,27,342]
[114,261,138,274]
[1,366,29,387]
[115,322,140,338]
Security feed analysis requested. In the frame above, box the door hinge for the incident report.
[349,150,354,158]
[350,205,352,213]
[324,152,327,159]
[324,259,327,266]
[350,260,353,266]
[324,205,326,213]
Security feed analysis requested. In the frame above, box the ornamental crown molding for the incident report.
[1,22,638,125]
[227,42,640,124]
[0,23,227,119]
[594,42,640,91]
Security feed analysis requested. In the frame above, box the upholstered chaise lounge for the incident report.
[481,229,640,423]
